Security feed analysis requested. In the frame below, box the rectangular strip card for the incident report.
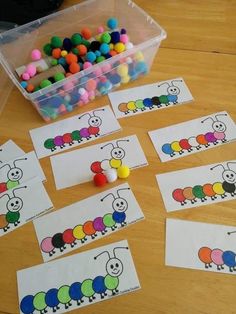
[50,135,148,190]
[0,178,53,236]
[0,151,46,195]
[108,77,193,119]
[166,218,236,275]
[157,160,236,212]
[30,105,122,159]
[0,140,25,163]
[34,183,144,262]
[17,240,140,314]
[148,111,236,162]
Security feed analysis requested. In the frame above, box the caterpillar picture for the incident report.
[162,114,228,157]
[172,162,236,206]
[0,186,27,232]
[20,246,128,314]
[90,140,129,174]
[43,109,105,152]
[40,188,130,257]
[118,79,183,115]
[0,157,27,193]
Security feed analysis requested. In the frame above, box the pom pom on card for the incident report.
[117,165,130,179]
[93,173,107,187]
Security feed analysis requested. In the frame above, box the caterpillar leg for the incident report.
[213,141,218,145]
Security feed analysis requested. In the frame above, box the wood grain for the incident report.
[0,1,236,314]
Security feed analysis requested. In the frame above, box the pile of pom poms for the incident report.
[19,18,134,93]
[93,165,130,187]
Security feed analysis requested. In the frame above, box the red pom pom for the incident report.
[81,27,92,40]
[90,161,103,173]
[93,173,107,187]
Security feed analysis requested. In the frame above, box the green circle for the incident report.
[57,285,71,304]
[51,59,58,66]
[101,32,111,44]
[6,211,20,224]
[54,72,65,82]
[7,180,19,189]
[135,99,145,109]
[51,36,63,48]
[71,33,82,45]
[81,279,94,297]
[71,130,81,141]
[158,95,168,104]
[44,139,55,149]
[103,214,115,228]
[104,275,119,290]
[96,56,105,63]
[193,185,205,199]
[72,47,79,55]
[40,80,52,89]
[33,292,46,311]
[43,43,52,56]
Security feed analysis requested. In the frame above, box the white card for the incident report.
[0,151,46,195]
[108,77,193,119]
[17,240,140,314]
[148,111,236,162]
[50,135,148,190]
[30,105,122,159]
[0,140,25,163]
[166,218,236,275]
[157,160,236,212]
[0,178,53,236]
[34,183,144,262]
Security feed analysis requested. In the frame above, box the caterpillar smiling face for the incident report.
[223,170,236,184]
[7,167,23,181]
[6,197,23,212]
[212,121,226,132]
[112,197,128,213]
[167,86,180,95]
[88,116,102,127]
[106,257,123,277]
[111,147,125,160]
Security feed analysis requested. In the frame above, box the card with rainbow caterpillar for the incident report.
[17,240,140,314]
[156,160,236,212]
[34,183,144,262]
[148,111,236,162]
[166,219,236,275]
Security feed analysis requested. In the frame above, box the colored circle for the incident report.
[182,187,195,201]
[179,139,191,150]
[83,221,96,236]
[117,165,130,179]
[212,182,225,195]
[81,279,94,297]
[45,288,59,308]
[92,276,106,293]
[203,183,215,197]
[211,249,224,266]
[51,233,64,248]
[40,237,54,253]
[57,285,71,304]
[93,217,105,232]
[73,225,85,240]
[113,211,126,224]
[222,251,236,267]
[198,247,212,264]
[33,292,46,311]
[196,134,208,146]
[103,214,115,228]
[127,101,136,111]
[162,143,174,156]
[20,295,34,314]
[62,229,75,244]
[6,211,20,224]
[110,159,122,169]
[171,141,182,153]
[192,185,205,199]
[69,282,83,301]
[172,189,185,203]
[104,275,119,290]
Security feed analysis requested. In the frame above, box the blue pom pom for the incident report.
[20,81,28,88]
[121,28,126,34]
[86,51,96,63]
[58,57,67,67]
[110,31,120,44]
[95,50,101,57]
[63,38,72,51]
[100,43,110,55]
[105,53,112,59]
[107,18,118,30]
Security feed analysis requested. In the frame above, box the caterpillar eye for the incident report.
[11,203,14,206]
[118,151,122,154]
[115,263,119,267]
[114,152,117,155]
[91,120,94,123]
[16,201,19,204]
[226,174,229,178]
[121,202,124,205]
[16,171,19,174]
[110,265,114,269]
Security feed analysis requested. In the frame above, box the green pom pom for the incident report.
[51,59,58,66]
[51,36,63,48]
[34,86,41,91]
[71,33,82,45]
[43,43,52,56]
[54,72,65,82]
[101,32,111,44]
[71,47,79,55]
[40,79,52,89]
[81,39,90,48]
[96,56,105,63]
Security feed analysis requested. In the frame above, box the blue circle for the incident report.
[86,51,96,63]
[143,98,153,108]
[112,211,126,224]
[45,288,59,307]
[162,143,173,155]
[100,43,110,55]
[222,251,236,267]
[69,282,83,301]
[20,295,35,314]
[107,18,118,30]
[20,81,28,89]
[92,276,106,294]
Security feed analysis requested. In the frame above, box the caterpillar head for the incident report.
[106,257,123,277]
[167,85,180,95]
[222,169,236,184]
[112,197,128,213]
[88,116,102,127]
[212,121,226,132]
[7,167,23,181]
[6,197,23,212]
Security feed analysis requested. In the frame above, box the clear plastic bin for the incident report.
[0,0,166,121]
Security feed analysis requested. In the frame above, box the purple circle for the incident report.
[54,135,64,146]
[93,217,105,231]
[205,132,216,143]
[40,237,54,253]
[80,128,90,138]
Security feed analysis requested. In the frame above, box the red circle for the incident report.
[0,182,7,193]
[90,161,103,174]
[93,173,107,187]
[62,229,75,244]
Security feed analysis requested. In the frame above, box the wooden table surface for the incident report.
[0,1,236,313]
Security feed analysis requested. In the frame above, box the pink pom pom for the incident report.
[93,67,102,76]
[31,49,41,61]
[63,81,74,91]
[26,64,37,77]
[101,63,112,73]
[97,26,104,34]
[120,34,129,44]
[22,72,30,80]
[83,61,93,70]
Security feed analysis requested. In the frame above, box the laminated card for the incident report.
[108,77,193,119]
[166,218,236,275]
[30,105,122,159]
[148,111,236,162]
[0,151,46,195]
[0,140,24,163]
[157,160,236,212]
[17,240,140,314]
[0,178,53,236]
[50,135,148,189]
[34,183,144,262]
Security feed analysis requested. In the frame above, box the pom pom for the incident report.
[31,49,41,61]
[61,50,68,57]
[26,64,37,77]
[117,64,128,77]
[66,53,78,65]
[81,27,92,40]
[51,36,63,48]
[20,81,28,88]
[96,56,105,63]
[120,34,129,44]
[114,42,125,53]
[121,28,126,34]
[107,17,118,30]
[83,61,93,69]
[101,32,111,44]
[126,42,134,50]
[90,41,101,52]
[93,173,107,187]
[43,43,52,56]
[54,72,65,82]
[77,44,87,56]
[97,26,104,34]
[110,31,120,44]
[40,79,52,89]
[104,168,117,183]
[26,83,35,93]
[69,62,80,74]
[86,79,97,91]
[117,165,130,179]
[51,59,58,66]
[58,57,67,67]
[71,33,82,45]
[63,38,72,51]
[52,48,62,59]
[22,72,30,80]
[95,50,101,57]
[86,51,96,63]
[100,43,110,55]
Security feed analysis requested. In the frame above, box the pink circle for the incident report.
[97,26,104,34]
[83,61,93,70]
[31,49,41,61]
[22,72,30,80]
[211,248,224,265]
[26,64,37,77]
[214,132,225,140]
[40,237,54,253]
[120,34,129,44]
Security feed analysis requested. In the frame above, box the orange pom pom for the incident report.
[26,84,35,93]
[109,50,117,57]
[69,62,80,74]
[52,48,62,59]
[76,44,87,56]
[81,27,92,40]
[66,72,73,77]
[65,53,78,65]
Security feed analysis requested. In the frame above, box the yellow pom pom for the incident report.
[61,50,68,57]
[110,159,122,169]
[114,42,125,53]
[134,51,144,61]
[95,34,102,42]
[121,75,130,84]
[109,43,114,50]
[117,165,130,179]
[117,64,128,77]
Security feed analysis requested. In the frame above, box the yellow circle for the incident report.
[73,225,85,240]
[117,165,130,179]
[127,101,136,111]
[212,182,225,195]
[171,141,182,152]
[61,50,68,57]
[114,42,125,53]
[110,159,122,169]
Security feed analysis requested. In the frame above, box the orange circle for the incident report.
[69,62,80,74]
[65,53,78,65]
[52,48,62,59]
[83,221,96,235]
